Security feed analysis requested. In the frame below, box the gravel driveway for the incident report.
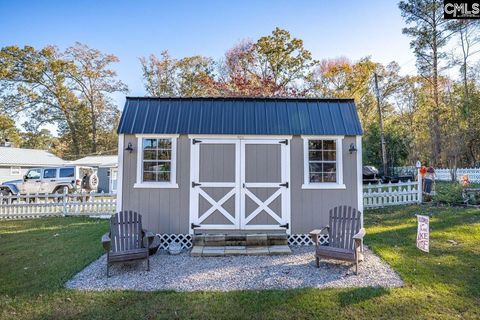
[66,247,403,292]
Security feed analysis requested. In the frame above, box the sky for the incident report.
[0,0,417,129]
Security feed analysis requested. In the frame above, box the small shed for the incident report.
[117,97,363,241]
[70,156,118,193]
[0,147,65,183]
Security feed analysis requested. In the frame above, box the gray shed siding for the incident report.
[120,134,359,234]
[121,134,191,234]
[290,136,358,233]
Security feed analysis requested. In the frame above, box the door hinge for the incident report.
[192,139,202,144]
[280,223,289,229]
[279,139,288,145]
[279,182,289,188]
[191,223,200,229]
[192,181,202,188]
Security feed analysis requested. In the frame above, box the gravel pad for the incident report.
[66,247,403,292]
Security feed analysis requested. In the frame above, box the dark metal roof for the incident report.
[117,97,363,136]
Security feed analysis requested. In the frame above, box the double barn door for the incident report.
[190,139,290,232]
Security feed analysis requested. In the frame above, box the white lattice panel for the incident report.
[157,233,326,249]
[157,234,193,250]
[288,234,328,246]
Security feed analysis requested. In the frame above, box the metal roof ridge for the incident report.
[125,96,355,102]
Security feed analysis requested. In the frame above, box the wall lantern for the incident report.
[125,142,134,153]
[349,143,357,154]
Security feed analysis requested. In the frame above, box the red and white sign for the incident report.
[416,215,429,253]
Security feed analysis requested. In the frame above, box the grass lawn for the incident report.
[0,206,479,319]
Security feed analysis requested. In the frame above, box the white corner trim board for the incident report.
[135,134,179,188]
[301,135,344,189]
[116,134,124,211]
[356,135,364,226]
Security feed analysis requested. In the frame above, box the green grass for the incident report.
[0,206,479,319]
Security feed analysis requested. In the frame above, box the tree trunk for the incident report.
[468,140,477,166]
[456,23,477,167]
[65,118,81,157]
[431,8,441,166]
[91,106,97,154]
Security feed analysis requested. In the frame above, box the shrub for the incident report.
[433,182,464,205]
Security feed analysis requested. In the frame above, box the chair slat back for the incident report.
[329,205,361,251]
[110,211,143,252]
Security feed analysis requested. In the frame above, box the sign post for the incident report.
[416,215,429,253]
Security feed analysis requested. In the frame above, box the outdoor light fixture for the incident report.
[125,142,134,153]
[349,143,357,154]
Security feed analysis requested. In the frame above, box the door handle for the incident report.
[242,183,245,188]
[50,180,55,182]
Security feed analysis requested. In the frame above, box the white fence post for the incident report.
[62,188,68,216]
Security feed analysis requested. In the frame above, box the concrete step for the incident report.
[193,233,288,247]
[190,244,292,257]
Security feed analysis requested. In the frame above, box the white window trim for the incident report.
[134,134,179,189]
[301,135,345,190]
[10,166,21,175]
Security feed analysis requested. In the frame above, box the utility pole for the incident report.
[374,72,388,177]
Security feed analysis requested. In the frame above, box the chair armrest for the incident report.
[101,233,111,251]
[353,228,366,250]
[309,226,329,245]
[353,228,366,241]
[142,230,155,247]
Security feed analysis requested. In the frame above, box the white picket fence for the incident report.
[0,192,116,219]
[436,168,480,182]
[1,178,426,219]
[363,179,422,209]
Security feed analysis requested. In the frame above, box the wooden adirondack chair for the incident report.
[101,211,155,277]
[309,205,365,274]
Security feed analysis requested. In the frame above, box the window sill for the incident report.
[301,183,346,190]
[133,183,179,189]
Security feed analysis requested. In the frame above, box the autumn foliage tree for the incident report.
[140,28,316,97]
[66,42,128,153]
[0,44,127,158]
